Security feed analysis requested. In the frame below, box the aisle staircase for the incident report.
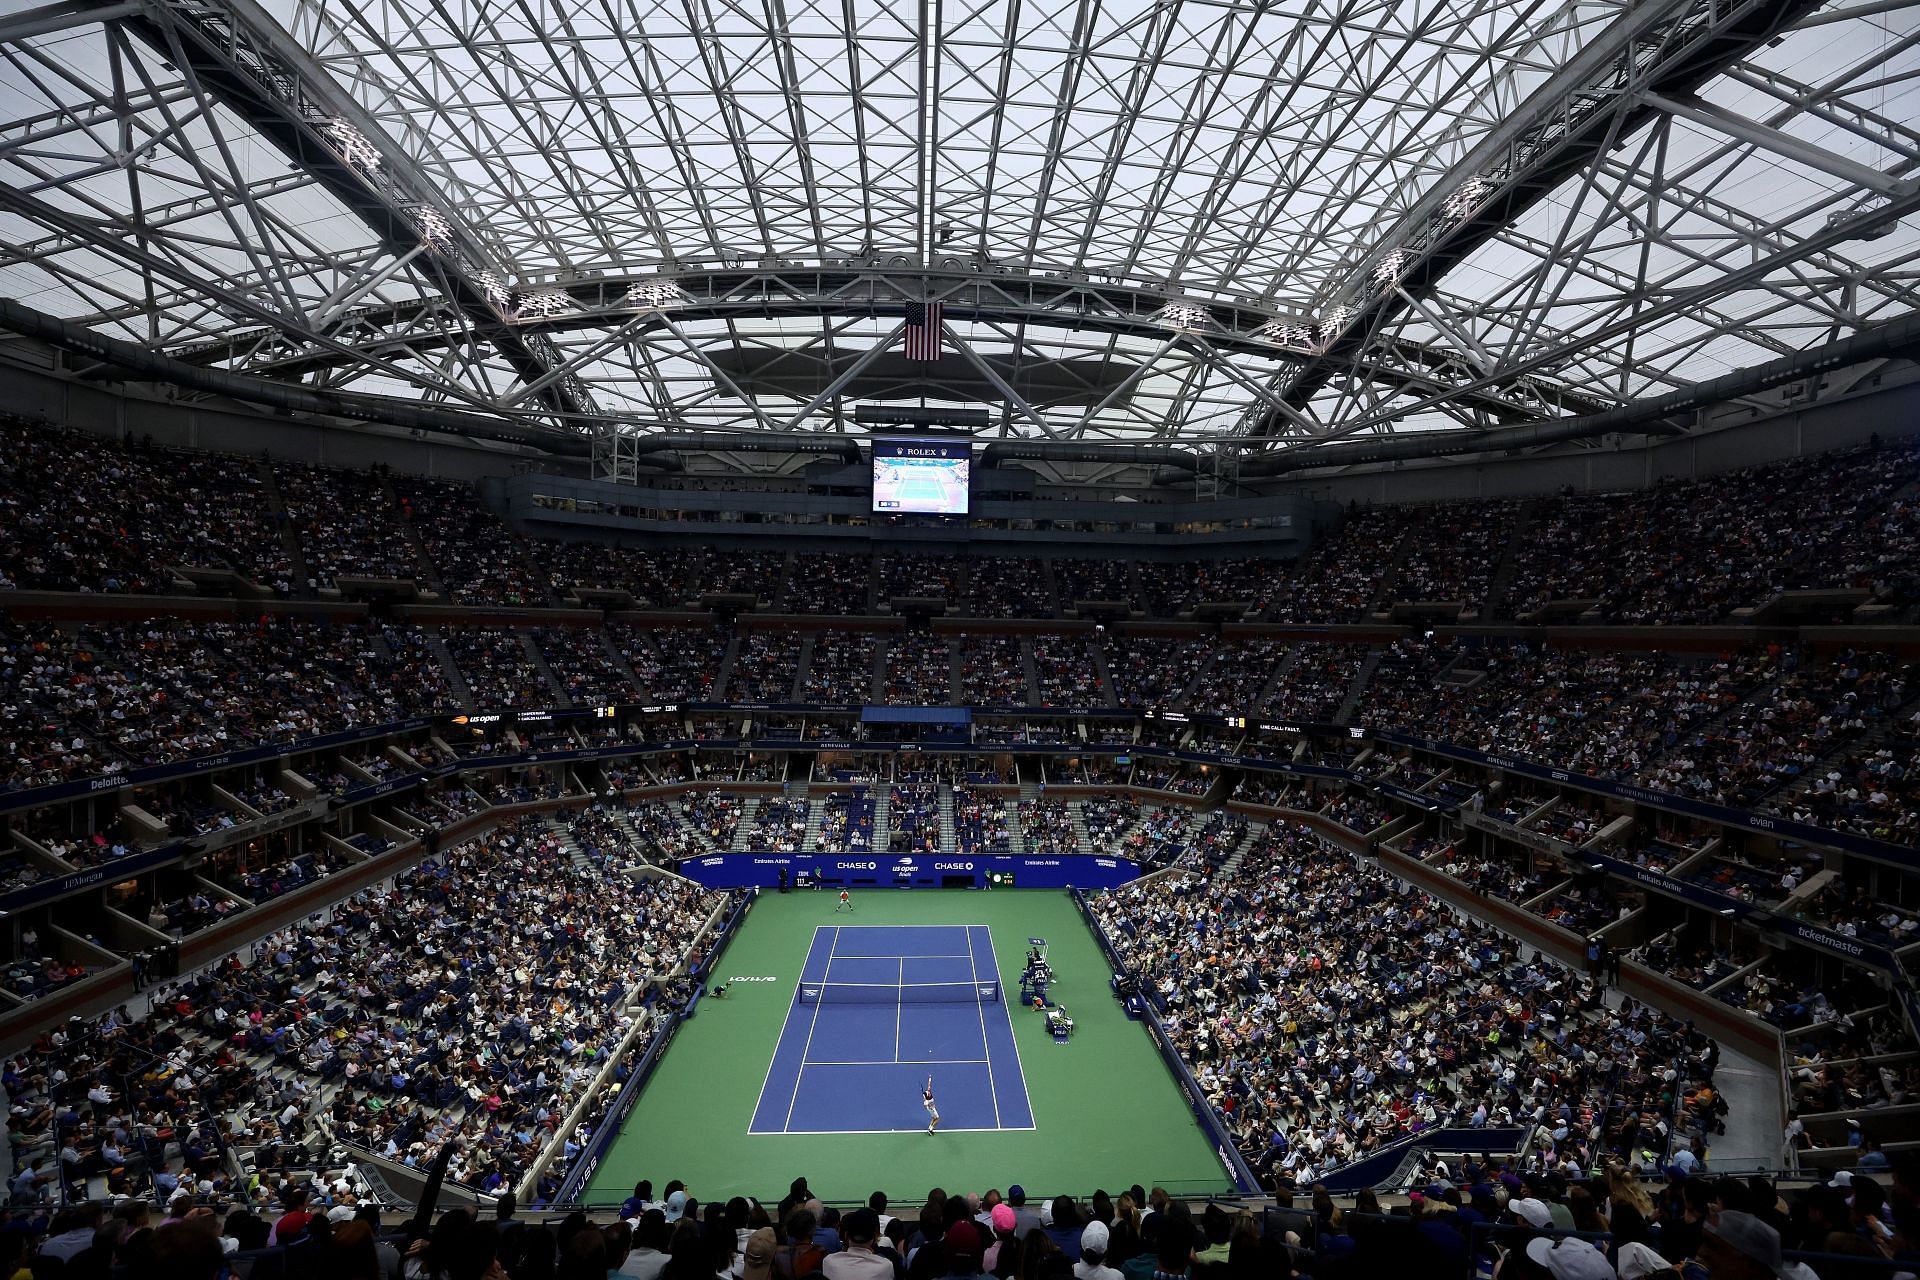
[937,785,958,855]
[1020,640,1042,705]
[871,790,893,853]
[1481,502,1536,620]
[422,631,475,709]
[1088,636,1120,707]
[612,808,663,864]
[801,793,829,853]
[388,477,447,596]
[947,640,965,705]
[518,631,569,705]
[1336,648,1386,724]
[599,629,647,693]
[1172,645,1219,708]
[1251,644,1306,714]
[793,636,818,698]
[256,462,312,596]
[1037,560,1063,618]
[728,798,763,852]
[1214,820,1265,878]
[1069,800,1097,854]
[712,631,743,700]
[542,814,601,873]
[1366,528,1419,615]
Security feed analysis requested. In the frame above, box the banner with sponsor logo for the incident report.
[1490,823,1905,973]
[676,852,1141,890]
[0,718,433,816]
[0,842,186,915]
[1372,730,1920,867]
[335,773,429,807]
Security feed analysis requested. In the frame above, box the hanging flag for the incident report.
[903,300,943,362]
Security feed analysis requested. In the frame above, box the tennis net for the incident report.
[796,979,1000,1005]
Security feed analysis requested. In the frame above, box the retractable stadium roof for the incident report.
[0,0,1915,471]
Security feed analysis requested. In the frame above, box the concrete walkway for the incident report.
[1707,1041,1786,1172]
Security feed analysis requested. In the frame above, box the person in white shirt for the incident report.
[39,1203,104,1262]
[619,1210,673,1280]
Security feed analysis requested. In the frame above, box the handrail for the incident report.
[4,692,1915,871]
[7,718,1911,959]
[1070,888,1262,1194]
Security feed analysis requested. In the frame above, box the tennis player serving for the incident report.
[923,1075,940,1135]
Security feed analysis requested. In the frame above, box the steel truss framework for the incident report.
[0,0,1915,461]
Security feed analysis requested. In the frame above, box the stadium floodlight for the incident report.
[622,280,688,309]
[1317,305,1353,345]
[407,205,454,248]
[474,270,513,310]
[1158,303,1213,331]
[1442,176,1491,223]
[1255,321,1316,350]
[1372,249,1409,289]
[319,118,383,172]
[515,290,576,318]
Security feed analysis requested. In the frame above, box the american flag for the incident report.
[903,300,943,362]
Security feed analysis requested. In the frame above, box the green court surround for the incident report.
[582,888,1234,1205]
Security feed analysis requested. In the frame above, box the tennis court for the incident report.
[894,472,959,507]
[749,924,1034,1134]
[582,890,1233,1204]
[873,459,967,512]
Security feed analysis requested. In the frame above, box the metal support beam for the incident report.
[0,0,142,44]
[1246,0,1831,436]
[118,0,595,423]
[777,320,907,429]
[940,321,1058,438]
[1642,91,1916,199]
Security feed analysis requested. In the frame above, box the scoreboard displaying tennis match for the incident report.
[872,438,971,515]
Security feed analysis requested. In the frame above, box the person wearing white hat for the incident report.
[1699,1209,1795,1280]
[1613,1241,1679,1280]
[1074,1222,1123,1280]
[1509,1198,1554,1229]
[1523,1236,1613,1280]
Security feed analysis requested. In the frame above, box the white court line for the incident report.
[782,924,840,1133]
[979,923,1035,1131]
[776,1124,1039,1135]
[964,923,1003,1128]
[802,1058,989,1066]
[746,923,827,1131]
[894,957,904,1063]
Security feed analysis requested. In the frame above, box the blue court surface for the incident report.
[749,924,1035,1134]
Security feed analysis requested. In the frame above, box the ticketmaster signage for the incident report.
[1576,850,1902,972]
